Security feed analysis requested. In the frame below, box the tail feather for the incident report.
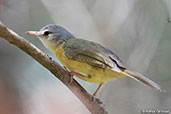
[123,69,165,92]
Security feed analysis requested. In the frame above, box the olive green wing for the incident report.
[63,38,126,70]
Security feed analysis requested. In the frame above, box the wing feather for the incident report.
[63,38,126,70]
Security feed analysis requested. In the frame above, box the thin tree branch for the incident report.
[0,21,107,114]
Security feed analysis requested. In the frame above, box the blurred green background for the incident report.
[0,0,171,114]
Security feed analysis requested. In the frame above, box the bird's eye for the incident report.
[43,31,51,36]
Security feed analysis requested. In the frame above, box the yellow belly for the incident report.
[51,44,126,83]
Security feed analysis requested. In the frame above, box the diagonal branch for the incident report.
[0,21,107,114]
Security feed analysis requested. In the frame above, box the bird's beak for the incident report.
[25,31,41,37]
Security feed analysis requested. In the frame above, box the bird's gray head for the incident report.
[26,24,74,49]
[40,24,74,40]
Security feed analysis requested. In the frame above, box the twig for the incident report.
[0,21,107,114]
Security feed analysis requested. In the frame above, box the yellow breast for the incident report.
[50,43,126,83]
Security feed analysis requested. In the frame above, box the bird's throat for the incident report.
[40,38,63,52]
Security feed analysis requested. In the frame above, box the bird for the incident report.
[26,24,164,96]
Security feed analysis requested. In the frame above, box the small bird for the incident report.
[26,24,164,96]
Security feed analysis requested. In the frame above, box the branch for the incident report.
[0,21,107,114]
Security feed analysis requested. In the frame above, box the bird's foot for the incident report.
[69,72,74,84]
[69,72,86,84]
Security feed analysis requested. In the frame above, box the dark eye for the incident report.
[43,31,51,36]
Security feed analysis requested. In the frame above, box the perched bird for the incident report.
[26,24,164,96]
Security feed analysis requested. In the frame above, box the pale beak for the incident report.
[25,31,41,37]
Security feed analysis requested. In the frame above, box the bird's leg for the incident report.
[63,66,86,84]
[93,83,103,96]
[69,72,86,84]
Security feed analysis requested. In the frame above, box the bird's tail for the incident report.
[123,69,165,92]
